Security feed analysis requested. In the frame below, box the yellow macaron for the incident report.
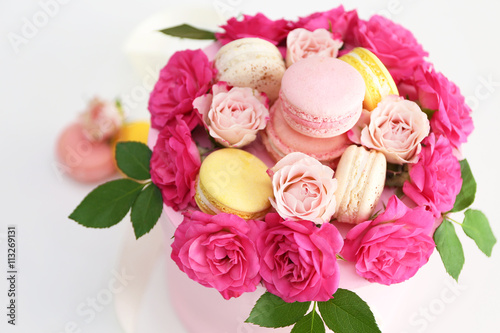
[339,47,398,111]
[195,148,273,220]
[111,121,150,174]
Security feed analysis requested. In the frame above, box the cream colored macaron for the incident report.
[195,148,273,220]
[333,145,386,224]
[214,38,286,103]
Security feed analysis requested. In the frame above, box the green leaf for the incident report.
[450,159,476,212]
[245,292,310,328]
[116,142,152,180]
[159,24,216,40]
[434,219,465,281]
[291,309,325,333]
[462,209,496,257]
[318,289,381,333]
[421,107,436,120]
[131,184,163,239]
[69,179,144,228]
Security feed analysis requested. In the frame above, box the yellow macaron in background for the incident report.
[111,120,150,174]
[339,47,398,111]
[195,148,273,220]
[113,120,150,146]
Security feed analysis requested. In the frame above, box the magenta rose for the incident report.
[403,133,462,218]
[148,49,216,131]
[257,213,343,302]
[215,13,294,46]
[399,64,473,150]
[171,211,264,299]
[353,15,428,83]
[150,116,201,211]
[341,196,435,285]
[295,5,360,49]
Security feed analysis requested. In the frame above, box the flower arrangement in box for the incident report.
[69,5,496,332]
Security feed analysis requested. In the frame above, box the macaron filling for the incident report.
[279,57,365,138]
[263,100,350,164]
[281,91,362,137]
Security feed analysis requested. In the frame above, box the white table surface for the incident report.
[1,0,500,332]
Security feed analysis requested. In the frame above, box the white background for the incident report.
[1,0,500,332]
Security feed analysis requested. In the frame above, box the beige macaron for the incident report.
[214,38,286,103]
[333,145,386,224]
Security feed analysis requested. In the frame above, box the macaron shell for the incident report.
[196,148,273,219]
[56,123,117,183]
[262,100,351,166]
[334,145,386,224]
[215,38,286,102]
[112,121,150,152]
[339,47,398,111]
[280,57,365,137]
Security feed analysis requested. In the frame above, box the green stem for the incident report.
[445,216,462,226]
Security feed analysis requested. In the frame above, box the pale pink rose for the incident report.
[79,97,123,142]
[358,95,430,164]
[341,195,435,285]
[294,6,360,51]
[403,134,462,219]
[285,28,343,67]
[257,213,343,302]
[193,82,269,148]
[171,211,264,299]
[269,152,337,223]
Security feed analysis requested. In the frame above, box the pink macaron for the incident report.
[56,123,117,183]
[261,99,351,167]
[279,57,365,138]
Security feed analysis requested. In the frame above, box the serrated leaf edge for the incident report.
[434,220,464,281]
[115,141,152,180]
[69,179,144,229]
[245,292,310,328]
[462,209,497,257]
[131,184,163,239]
[318,289,381,333]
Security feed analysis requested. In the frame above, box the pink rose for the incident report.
[257,213,343,302]
[269,152,337,224]
[285,28,343,67]
[295,6,360,50]
[148,50,216,131]
[171,211,264,299]
[353,15,428,84]
[193,82,269,148]
[341,196,435,285]
[403,133,462,218]
[79,97,123,142]
[215,13,294,47]
[398,64,473,150]
[150,116,201,211]
[356,95,430,164]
